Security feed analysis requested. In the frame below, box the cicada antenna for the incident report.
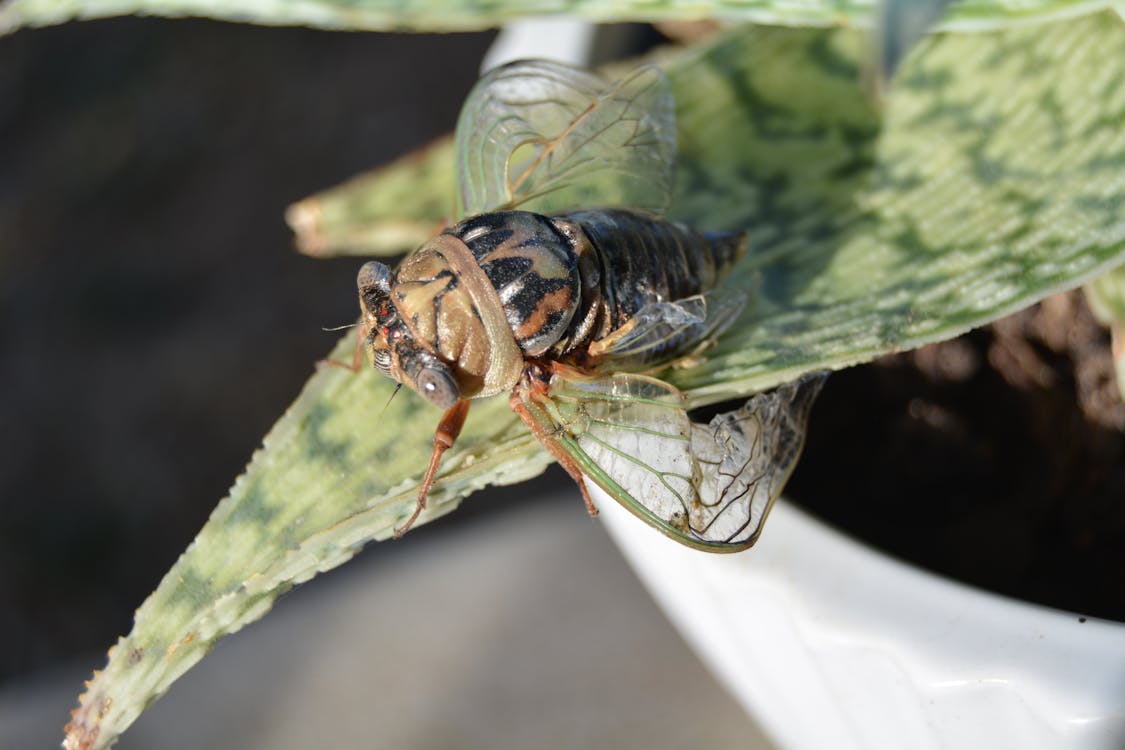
[381,383,404,415]
[316,321,364,371]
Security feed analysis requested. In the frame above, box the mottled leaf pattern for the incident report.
[3,0,1120,36]
[666,14,1125,402]
[64,334,550,750]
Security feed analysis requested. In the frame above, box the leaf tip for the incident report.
[285,197,326,257]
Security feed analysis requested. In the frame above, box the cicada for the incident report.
[353,59,824,551]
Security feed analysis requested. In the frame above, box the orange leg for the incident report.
[509,389,599,517]
[394,398,472,538]
[316,325,366,372]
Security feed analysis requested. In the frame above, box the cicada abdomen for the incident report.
[549,208,745,368]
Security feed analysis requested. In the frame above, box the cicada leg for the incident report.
[510,380,600,518]
[316,324,367,373]
[394,398,472,538]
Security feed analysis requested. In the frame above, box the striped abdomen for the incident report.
[555,209,745,356]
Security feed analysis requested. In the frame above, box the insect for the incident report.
[353,59,824,551]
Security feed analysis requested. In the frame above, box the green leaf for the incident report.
[65,337,550,750]
[65,12,1125,750]
[286,141,456,258]
[2,0,1121,37]
[666,11,1125,402]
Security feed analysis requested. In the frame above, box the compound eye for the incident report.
[357,261,392,294]
[416,367,460,409]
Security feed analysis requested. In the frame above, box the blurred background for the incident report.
[0,17,489,683]
[1,14,1122,749]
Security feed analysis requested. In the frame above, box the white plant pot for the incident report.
[598,492,1125,750]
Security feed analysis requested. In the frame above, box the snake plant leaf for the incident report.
[286,141,456,258]
[1,0,1121,37]
[64,338,551,750]
[65,12,1125,750]
[667,11,1125,403]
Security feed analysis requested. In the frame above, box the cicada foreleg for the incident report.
[394,398,472,538]
[510,380,600,518]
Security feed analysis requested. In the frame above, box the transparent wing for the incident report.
[516,371,827,551]
[455,59,676,220]
[686,373,827,548]
[588,288,747,370]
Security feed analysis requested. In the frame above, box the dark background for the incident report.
[0,19,499,685]
[2,16,1123,695]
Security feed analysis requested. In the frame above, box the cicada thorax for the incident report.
[454,211,583,355]
[389,211,581,400]
[552,209,746,362]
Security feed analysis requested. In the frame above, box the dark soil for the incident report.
[787,291,1125,621]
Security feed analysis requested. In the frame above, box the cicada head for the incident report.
[356,260,462,409]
